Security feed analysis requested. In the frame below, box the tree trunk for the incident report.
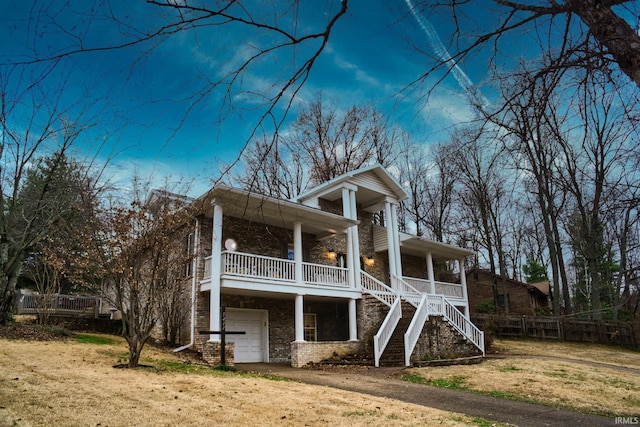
[568,0,640,88]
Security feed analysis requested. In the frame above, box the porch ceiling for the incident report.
[373,225,474,260]
[398,234,475,260]
[196,186,358,236]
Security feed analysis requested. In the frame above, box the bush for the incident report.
[476,299,496,314]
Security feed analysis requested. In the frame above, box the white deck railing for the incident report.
[402,276,464,298]
[223,251,295,281]
[373,298,401,367]
[203,252,350,289]
[404,293,430,366]
[303,262,349,287]
[360,271,397,306]
[393,275,421,307]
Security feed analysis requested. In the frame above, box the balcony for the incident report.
[402,276,465,300]
[202,251,354,297]
[201,252,467,303]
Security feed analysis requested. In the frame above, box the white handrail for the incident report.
[303,262,349,287]
[404,293,430,366]
[360,271,397,306]
[402,276,464,298]
[223,251,295,281]
[392,275,421,307]
[373,298,401,367]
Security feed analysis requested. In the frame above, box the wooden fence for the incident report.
[15,292,107,319]
[471,314,638,349]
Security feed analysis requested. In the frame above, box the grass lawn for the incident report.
[405,339,640,417]
[0,332,484,427]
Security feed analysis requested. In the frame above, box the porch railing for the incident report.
[402,276,464,298]
[223,251,295,281]
[373,298,401,367]
[360,271,396,306]
[404,293,430,366]
[203,252,350,289]
[393,275,421,307]
[303,262,348,287]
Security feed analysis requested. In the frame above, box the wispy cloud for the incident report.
[404,0,487,106]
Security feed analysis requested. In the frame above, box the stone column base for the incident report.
[202,341,235,366]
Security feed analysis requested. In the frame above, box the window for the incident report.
[303,313,317,341]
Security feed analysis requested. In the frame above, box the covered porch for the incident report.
[193,186,362,365]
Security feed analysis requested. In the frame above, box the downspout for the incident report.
[174,217,200,353]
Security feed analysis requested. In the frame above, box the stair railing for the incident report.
[361,271,397,306]
[443,298,485,355]
[403,293,430,366]
[427,294,485,356]
[373,297,402,367]
[398,276,485,358]
[391,274,421,307]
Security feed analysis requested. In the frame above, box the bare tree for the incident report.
[0,65,101,323]
[232,135,306,199]
[233,95,401,194]
[91,181,193,367]
[557,71,638,319]
[481,65,573,315]
[287,96,398,185]
[410,1,640,90]
[449,126,514,313]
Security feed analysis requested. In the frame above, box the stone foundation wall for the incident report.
[291,341,364,368]
[412,316,481,361]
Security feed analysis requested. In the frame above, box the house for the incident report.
[176,164,484,367]
[465,268,550,316]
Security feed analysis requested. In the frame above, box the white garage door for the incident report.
[225,309,266,363]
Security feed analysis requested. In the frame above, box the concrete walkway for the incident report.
[236,363,615,427]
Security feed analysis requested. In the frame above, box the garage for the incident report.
[225,309,267,363]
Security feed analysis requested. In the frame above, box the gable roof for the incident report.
[292,164,408,209]
[466,268,548,297]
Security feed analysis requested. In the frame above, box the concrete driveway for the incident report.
[236,363,614,427]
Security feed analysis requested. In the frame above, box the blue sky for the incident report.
[1,0,606,198]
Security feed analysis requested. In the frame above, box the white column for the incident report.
[426,251,435,294]
[390,204,402,278]
[349,190,361,288]
[295,294,304,342]
[384,201,397,283]
[459,258,469,318]
[348,298,358,341]
[294,222,303,285]
[209,203,223,342]
[342,188,355,288]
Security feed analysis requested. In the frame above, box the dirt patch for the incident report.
[0,322,71,341]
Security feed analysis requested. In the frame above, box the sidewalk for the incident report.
[237,363,614,427]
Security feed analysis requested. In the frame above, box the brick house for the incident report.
[465,268,550,316]
[175,164,484,367]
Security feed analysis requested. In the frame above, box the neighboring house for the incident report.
[466,268,550,316]
[175,164,484,367]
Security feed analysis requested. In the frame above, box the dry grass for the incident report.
[407,339,640,416]
[0,335,478,427]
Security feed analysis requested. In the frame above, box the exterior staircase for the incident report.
[361,271,485,367]
[379,301,415,367]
